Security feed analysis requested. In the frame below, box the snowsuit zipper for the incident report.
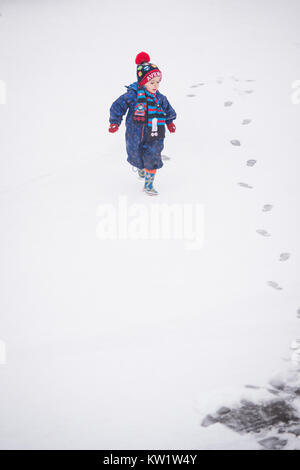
[141,123,145,142]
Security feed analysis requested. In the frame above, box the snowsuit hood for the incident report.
[125,82,139,92]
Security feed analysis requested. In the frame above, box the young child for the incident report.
[108,51,177,196]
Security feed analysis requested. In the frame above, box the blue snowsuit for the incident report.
[109,82,176,170]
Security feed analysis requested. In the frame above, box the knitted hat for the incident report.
[135,52,162,88]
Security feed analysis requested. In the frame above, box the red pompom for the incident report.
[135,51,150,65]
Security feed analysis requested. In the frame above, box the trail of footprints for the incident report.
[187,77,296,302]
[188,76,300,448]
[187,77,298,319]
[225,79,298,327]
[225,79,295,299]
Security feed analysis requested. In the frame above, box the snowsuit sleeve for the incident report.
[109,90,133,126]
[159,94,177,125]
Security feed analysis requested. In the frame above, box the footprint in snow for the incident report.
[238,182,253,189]
[242,119,252,125]
[161,155,170,161]
[245,90,254,94]
[297,308,300,319]
[279,253,290,262]
[247,159,257,167]
[245,79,256,82]
[258,437,287,450]
[267,281,283,290]
[262,204,273,212]
[266,387,281,396]
[224,101,233,107]
[190,83,204,88]
[230,139,241,146]
[186,94,196,97]
[256,229,270,237]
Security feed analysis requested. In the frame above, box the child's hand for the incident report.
[109,123,119,133]
[167,123,176,133]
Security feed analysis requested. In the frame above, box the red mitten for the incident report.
[109,123,119,133]
[167,122,176,133]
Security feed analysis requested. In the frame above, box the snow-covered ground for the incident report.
[0,0,300,450]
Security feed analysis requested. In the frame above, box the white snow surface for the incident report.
[0,0,300,450]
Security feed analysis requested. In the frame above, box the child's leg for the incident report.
[144,168,158,195]
[141,139,164,171]
[141,138,164,195]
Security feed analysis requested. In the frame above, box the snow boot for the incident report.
[138,169,145,179]
[131,166,145,179]
[143,170,159,196]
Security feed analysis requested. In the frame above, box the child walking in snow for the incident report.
[108,52,177,196]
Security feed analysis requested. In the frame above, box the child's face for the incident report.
[144,77,161,94]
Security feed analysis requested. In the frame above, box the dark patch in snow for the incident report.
[279,253,290,262]
[269,377,285,390]
[161,155,170,161]
[186,94,196,97]
[201,414,218,427]
[224,101,233,107]
[202,347,300,449]
[256,229,270,237]
[247,159,257,167]
[238,182,253,189]
[242,119,252,125]
[286,425,300,436]
[230,139,241,146]
[267,281,283,290]
[216,406,231,415]
[266,388,281,396]
[262,204,273,212]
[202,399,299,435]
[258,436,288,450]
